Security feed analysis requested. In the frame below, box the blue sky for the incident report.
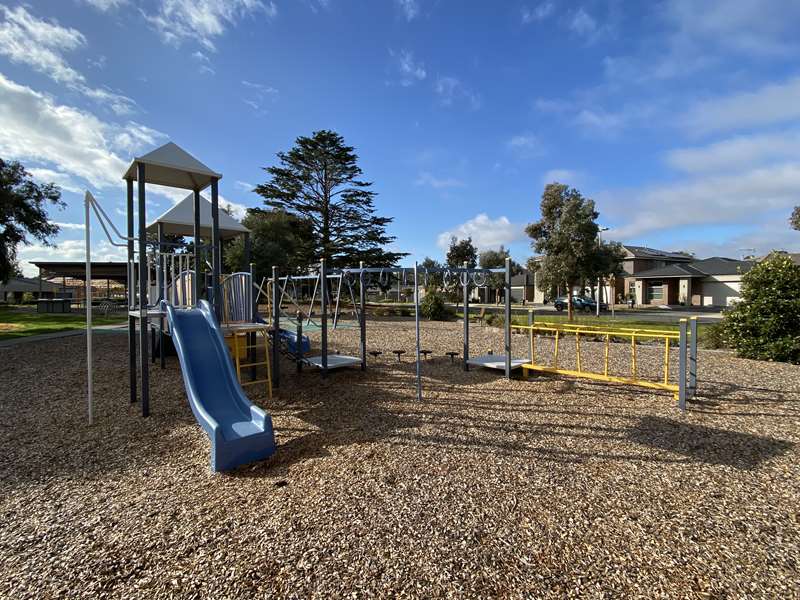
[2,0,800,275]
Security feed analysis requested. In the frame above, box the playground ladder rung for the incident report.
[239,360,268,368]
[241,378,270,387]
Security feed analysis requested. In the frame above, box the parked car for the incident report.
[553,296,608,312]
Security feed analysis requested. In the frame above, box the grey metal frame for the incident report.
[267,261,513,402]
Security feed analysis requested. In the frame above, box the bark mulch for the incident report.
[0,319,798,598]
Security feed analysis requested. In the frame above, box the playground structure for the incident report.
[264,258,521,402]
[81,141,701,471]
[84,142,275,471]
[519,316,699,410]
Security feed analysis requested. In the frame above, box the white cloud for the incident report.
[390,49,426,87]
[666,131,800,174]
[663,0,800,57]
[682,75,800,136]
[603,163,800,239]
[601,1,800,87]
[568,8,597,36]
[521,3,554,24]
[434,77,480,110]
[0,6,136,115]
[395,0,419,21]
[145,0,276,51]
[219,197,249,220]
[573,108,625,135]
[0,73,166,190]
[192,50,215,75]
[415,172,465,190]
[542,169,580,185]
[437,214,523,252]
[241,79,278,112]
[27,168,84,194]
[0,5,85,83]
[507,133,543,158]
[53,222,86,231]
[235,180,254,192]
[78,0,128,11]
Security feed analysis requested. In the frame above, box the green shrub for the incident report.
[701,323,728,350]
[721,253,800,363]
[484,312,505,328]
[420,291,448,320]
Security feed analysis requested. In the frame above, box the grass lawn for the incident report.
[0,305,127,340]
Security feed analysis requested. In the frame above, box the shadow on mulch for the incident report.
[626,416,794,470]
[231,367,422,480]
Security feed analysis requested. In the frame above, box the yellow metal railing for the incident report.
[519,321,683,397]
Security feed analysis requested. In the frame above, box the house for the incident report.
[632,257,754,307]
[0,276,67,303]
[528,245,695,304]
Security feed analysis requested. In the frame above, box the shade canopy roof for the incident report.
[123,142,222,191]
[33,262,130,283]
[147,193,250,239]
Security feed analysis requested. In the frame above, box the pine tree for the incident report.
[255,130,406,268]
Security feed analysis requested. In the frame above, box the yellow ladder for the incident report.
[226,327,272,400]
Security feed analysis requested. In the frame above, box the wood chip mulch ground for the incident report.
[1,319,798,598]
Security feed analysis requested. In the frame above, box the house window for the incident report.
[647,281,664,300]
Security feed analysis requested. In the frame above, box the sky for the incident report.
[2,0,800,276]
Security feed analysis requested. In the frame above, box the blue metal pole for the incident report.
[321,259,328,378]
[679,319,687,412]
[463,261,469,371]
[505,257,511,379]
[272,265,280,388]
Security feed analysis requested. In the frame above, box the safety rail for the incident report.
[518,317,698,410]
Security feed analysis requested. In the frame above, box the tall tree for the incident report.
[223,208,313,277]
[0,159,63,283]
[479,245,521,303]
[526,182,608,320]
[420,256,443,291]
[791,206,800,232]
[255,130,406,268]
[445,236,478,268]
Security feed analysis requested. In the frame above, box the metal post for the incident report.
[85,193,93,425]
[125,179,136,404]
[137,162,149,417]
[359,261,367,371]
[38,266,42,299]
[249,262,256,381]
[527,309,534,363]
[678,319,687,412]
[463,261,469,371]
[193,189,201,305]
[243,233,251,272]
[210,178,221,319]
[157,222,165,369]
[505,257,511,379]
[321,259,328,377]
[271,266,280,388]
[414,262,422,401]
[689,316,698,397]
[296,313,304,374]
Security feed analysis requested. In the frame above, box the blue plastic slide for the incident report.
[166,300,276,472]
